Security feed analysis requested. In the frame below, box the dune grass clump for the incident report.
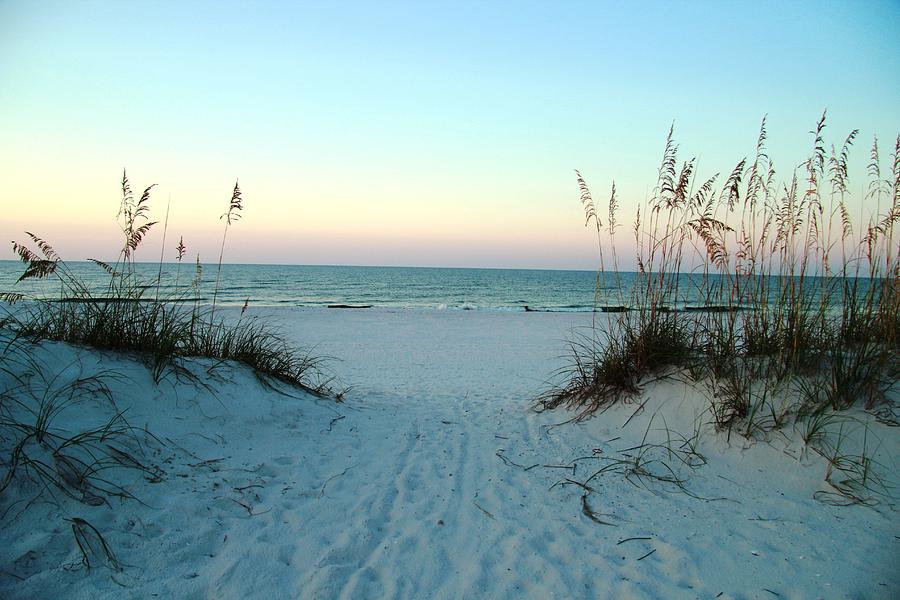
[541,114,899,503]
[1,172,332,396]
[549,310,695,414]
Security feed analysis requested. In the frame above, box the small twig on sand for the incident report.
[233,484,264,492]
[559,478,595,493]
[472,500,495,520]
[581,494,615,526]
[622,396,651,428]
[192,432,224,445]
[541,416,579,437]
[319,465,357,498]
[617,536,652,545]
[496,449,539,470]
[326,415,345,432]
[189,457,226,468]
[230,498,271,517]
[541,464,576,475]
[717,474,742,487]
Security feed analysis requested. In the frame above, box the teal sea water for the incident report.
[0,261,869,312]
[0,261,606,311]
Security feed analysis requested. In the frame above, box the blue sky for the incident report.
[1,0,899,268]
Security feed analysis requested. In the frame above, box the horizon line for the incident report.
[0,258,600,274]
[0,259,884,280]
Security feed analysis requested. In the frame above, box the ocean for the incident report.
[0,261,607,312]
[0,260,863,312]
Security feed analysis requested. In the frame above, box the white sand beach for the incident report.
[1,308,897,599]
[4,1,899,598]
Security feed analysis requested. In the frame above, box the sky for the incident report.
[1,0,899,270]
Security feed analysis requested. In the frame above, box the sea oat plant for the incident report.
[2,174,331,395]
[542,114,899,503]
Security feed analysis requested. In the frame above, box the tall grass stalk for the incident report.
[211,180,243,318]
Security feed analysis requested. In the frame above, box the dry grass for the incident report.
[2,172,333,396]
[542,114,899,504]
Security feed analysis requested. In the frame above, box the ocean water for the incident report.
[0,261,607,311]
[0,260,868,312]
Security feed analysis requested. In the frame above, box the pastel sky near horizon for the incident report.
[1,0,899,270]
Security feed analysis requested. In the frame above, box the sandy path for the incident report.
[267,308,590,598]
